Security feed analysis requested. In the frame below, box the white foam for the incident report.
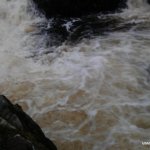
[1,0,150,149]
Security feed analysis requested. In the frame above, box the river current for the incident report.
[0,0,150,149]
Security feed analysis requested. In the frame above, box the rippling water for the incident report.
[0,0,150,149]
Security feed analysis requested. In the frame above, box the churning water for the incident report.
[0,0,150,149]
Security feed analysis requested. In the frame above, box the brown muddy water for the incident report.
[0,0,150,149]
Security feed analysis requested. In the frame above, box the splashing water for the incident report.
[0,0,150,149]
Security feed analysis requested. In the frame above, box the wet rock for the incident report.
[0,95,57,150]
[66,16,134,43]
[31,0,127,18]
[6,136,33,150]
[28,0,136,51]
[28,0,137,56]
[32,15,135,51]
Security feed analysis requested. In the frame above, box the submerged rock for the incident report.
[31,0,127,18]
[32,15,135,50]
[0,95,57,150]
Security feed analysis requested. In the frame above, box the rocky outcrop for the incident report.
[31,0,127,18]
[0,95,57,150]
[28,0,136,51]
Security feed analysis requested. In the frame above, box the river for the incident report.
[0,0,150,149]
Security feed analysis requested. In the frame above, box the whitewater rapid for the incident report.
[0,0,150,149]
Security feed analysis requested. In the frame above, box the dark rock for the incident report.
[31,0,127,18]
[148,0,150,4]
[66,16,135,43]
[28,0,135,54]
[30,15,135,52]
[6,136,33,150]
[0,95,57,150]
